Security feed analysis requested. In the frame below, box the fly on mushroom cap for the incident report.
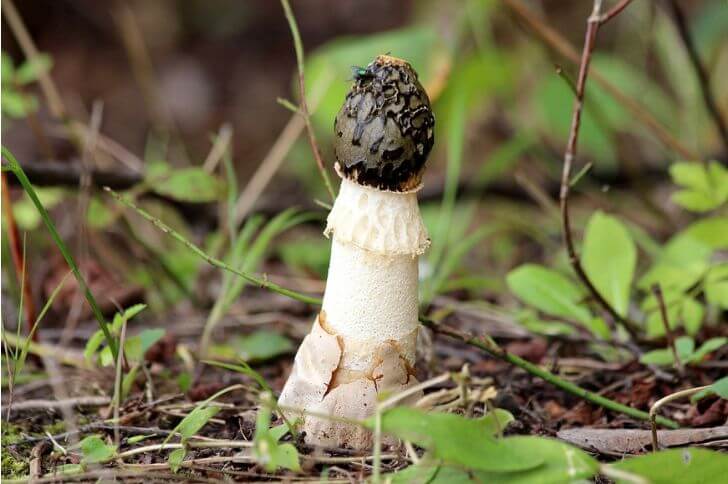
[334,54,435,192]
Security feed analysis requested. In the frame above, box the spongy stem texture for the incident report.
[277,180,429,449]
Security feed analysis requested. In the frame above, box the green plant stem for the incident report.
[420,318,679,429]
[105,187,322,306]
[280,0,336,202]
[2,147,119,361]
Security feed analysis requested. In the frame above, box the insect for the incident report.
[351,65,374,82]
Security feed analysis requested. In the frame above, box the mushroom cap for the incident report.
[334,55,435,192]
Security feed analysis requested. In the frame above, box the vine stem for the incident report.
[421,318,679,429]
[558,0,643,339]
[280,0,336,202]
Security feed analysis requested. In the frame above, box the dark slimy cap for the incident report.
[334,55,435,192]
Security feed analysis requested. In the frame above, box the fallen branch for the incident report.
[558,426,728,455]
[5,158,143,189]
[2,396,110,414]
[420,318,679,429]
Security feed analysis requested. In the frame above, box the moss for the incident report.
[1,423,29,479]
[42,419,67,436]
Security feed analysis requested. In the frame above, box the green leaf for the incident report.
[670,162,712,192]
[535,74,616,169]
[692,376,728,402]
[214,331,293,363]
[514,310,576,336]
[124,328,165,362]
[2,90,38,118]
[679,217,728,250]
[609,448,728,483]
[79,435,116,464]
[121,364,139,401]
[474,436,599,483]
[2,52,15,83]
[706,281,728,309]
[152,167,222,203]
[705,263,728,309]
[641,287,682,338]
[87,197,114,229]
[387,465,471,483]
[269,443,300,472]
[675,336,695,361]
[371,407,543,472]
[269,423,292,442]
[688,337,727,364]
[581,212,637,317]
[177,372,192,393]
[480,409,515,436]
[113,304,147,328]
[12,187,65,230]
[177,406,220,439]
[387,436,598,484]
[681,297,705,336]
[126,434,154,444]
[168,448,186,473]
[639,227,714,292]
[640,348,675,366]
[710,377,728,398]
[254,397,301,472]
[670,161,728,212]
[84,330,107,364]
[15,54,53,84]
[506,265,592,328]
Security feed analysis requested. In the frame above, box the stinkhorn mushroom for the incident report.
[278,54,435,449]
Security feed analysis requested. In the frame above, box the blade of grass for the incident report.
[201,209,315,356]
[104,187,321,306]
[280,0,336,201]
[2,146,118,361]
[16,271,73,377]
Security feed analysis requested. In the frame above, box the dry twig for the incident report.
[557,0,642,338]
[504,0,697,160]
[652,284,683,375]
[665,0,728,154]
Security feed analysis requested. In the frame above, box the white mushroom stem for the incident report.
[278,176,429,449]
